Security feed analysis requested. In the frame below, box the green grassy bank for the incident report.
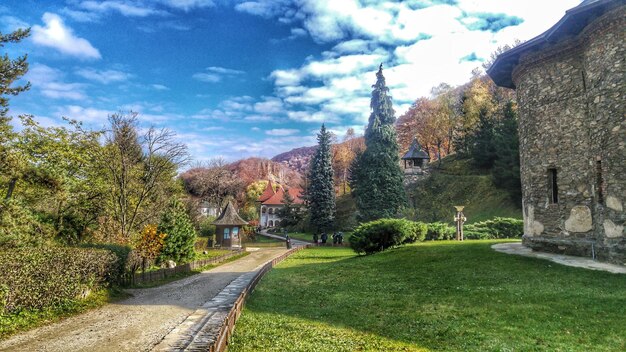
[230,242,625,351]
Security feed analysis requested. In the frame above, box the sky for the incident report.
[3,0,581,163]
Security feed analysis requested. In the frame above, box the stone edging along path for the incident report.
[492,242,626,274]
[153,244,311,352]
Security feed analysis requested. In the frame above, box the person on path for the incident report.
[321,232,328,244]
[285,234,292,249]
[313,233,318,245]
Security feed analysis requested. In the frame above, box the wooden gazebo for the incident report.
[401,138,430,169]
[213,201,248,248]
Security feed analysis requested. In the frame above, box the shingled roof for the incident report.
[262,187,305,205]
[213,201,248,226]
[257,180,276,203]
[402,138,430,160]
[488,0,621,88]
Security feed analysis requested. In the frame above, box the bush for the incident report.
[80,243,132,284]
[350,218,427,255]
[464,217,523,239]
[198,215,216,237]
[0,247,117,314]
[426,222,456,240]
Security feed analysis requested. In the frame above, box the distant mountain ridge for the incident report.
[271,145,317,175]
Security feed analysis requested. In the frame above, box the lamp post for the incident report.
[454,206,466,241]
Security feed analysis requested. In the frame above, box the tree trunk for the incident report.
[5,178,16,200]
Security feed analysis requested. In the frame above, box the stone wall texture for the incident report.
[513,5,625,264]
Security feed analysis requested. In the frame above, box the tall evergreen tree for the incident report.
[307,124,335,231]
[350,64,406,222]
[492,101,521,203]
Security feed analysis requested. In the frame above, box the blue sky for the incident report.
[3,0,581,162]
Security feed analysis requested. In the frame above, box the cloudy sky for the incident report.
[4,0,581,162]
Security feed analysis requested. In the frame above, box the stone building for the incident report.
[257,180,304,228]
[488,0,625,264]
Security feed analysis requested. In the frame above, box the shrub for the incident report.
[426,222,456,240]
[0,199,54,248]
[350,218,426,255]
[80,243,132,285]
[464,217,523,239]
[158,199,197,264]
[0,247,117,314]
[198,215,216,237]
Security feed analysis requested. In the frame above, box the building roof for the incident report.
[262,187,305,206]
[213,201,248,226]
[257,180,276,203]
[402,138,430,160]
[487,0,622,88]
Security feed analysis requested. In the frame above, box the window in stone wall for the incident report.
[597,159,604,205]
[548,168,558,204]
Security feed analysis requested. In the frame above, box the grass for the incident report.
[411,155,522,223]
[0,287,130,340]
[131,252,249,288]
[244,235,286,248]
[194,248,233,260]
[230,241,626,351]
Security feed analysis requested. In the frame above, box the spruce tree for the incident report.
[158,198,197,264]
[492,101,521,203]
[350,64,406,222]
[307,124,335,232]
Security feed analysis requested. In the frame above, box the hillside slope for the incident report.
[408,154,522,223]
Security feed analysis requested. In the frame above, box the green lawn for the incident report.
[229,241,626,351]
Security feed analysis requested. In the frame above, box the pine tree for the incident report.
[492,101,521,203]
[350,64,406,222]
[158,198,197,264]
[307,124,335,232]
[468,107,497,169]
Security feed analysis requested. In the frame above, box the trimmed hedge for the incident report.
[464,217,523,239]
[425,222,456,240]
[350,219,427,255]
[0,247,117,314]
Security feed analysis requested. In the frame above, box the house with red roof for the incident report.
[257,180,305,228]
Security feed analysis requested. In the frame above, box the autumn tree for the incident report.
[351,65,406,222]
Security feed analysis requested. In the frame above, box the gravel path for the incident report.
[0,247,288,352]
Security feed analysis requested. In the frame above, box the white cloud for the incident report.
[151,84,170,90]
[206,66,245,75]
[26,64,89,101]
[55,105,112,123]
[265,128,299,136]
[31,13,101,59]
[160,0,215,11]
[192,72,221,82]
[1,15,29,31]
[193,66,246,83]
[76,1,164,17]
[75,68,132,84]
[254,97,283,114]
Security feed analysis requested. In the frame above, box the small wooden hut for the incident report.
[213,201,248,248]
[401,138,430,169]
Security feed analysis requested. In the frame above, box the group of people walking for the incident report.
[312,232,344,245]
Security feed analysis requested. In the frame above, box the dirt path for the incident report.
[0,247,288,352]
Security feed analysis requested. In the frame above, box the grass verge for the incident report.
[230,241,626,351]
[0,287,129,340]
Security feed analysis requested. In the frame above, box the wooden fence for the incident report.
[209,244,311,352]
[125,250,244,286]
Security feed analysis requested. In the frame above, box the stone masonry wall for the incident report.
[512,6,625,264]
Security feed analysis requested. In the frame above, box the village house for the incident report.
[488,0,625,264]
[257,180,305,228]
